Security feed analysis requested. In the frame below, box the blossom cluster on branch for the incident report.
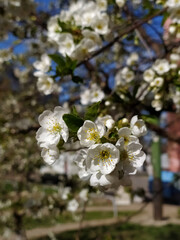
[36,104,147,190]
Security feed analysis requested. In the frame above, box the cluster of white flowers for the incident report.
[115,67,135,87]
[75,115,147,190]
[80,83,105,105]
[36,104,147,190]
[36,106,69,164]
[59,186,89,213]
[164,0,180,39]
[143,59,170,111]
[33,54,62,95]
[169,85,180,112]
[126,52,139,66]
[0,49,13,65]
[142,53,180,111]
[47,0,109,61]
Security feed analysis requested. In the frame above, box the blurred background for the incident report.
[0,0,180,240]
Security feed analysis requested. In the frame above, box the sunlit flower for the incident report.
[116,0,125,8]
[33,54,51,76]
[41,146,59,165]
[153,59,170,75]
[96,115,115,129]
[118,127,139,145]
[127,52,139,66]
[79,188,88,201]
[80,83,105,105]
[37,75,54,95]
[96,0,107,11]
[151,99,163,111]
[116,140,146,175]
[36,106,69,148]
[67,199,79,212]
[166,0,180,9]
[77,120,105,147]
[58,33,75,57]
[86,143,120,175]
[92,14,109,35]
[130,115,147,137]
[143,68,155,82]
[150,77,164,88]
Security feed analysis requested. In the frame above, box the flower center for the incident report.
[94,92,99,97]
[48,121,62,133]
[135,121,142,128]
[99,150,110,160]
[95,149,113,166]
[87,128,100,142]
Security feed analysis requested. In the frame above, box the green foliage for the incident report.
[141,115,159,125]
[63,114,84,133]
[71,106,79,117]
[84,101,101,121]
[49,54,77,78]
[40,223,180,240]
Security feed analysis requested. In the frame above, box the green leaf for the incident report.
[84,102,101,121]
[65,55,77,71]
[72,75,83,84]
[71,106,79,117]
[63,114,84,133]
[49,54,65,66]
[141,115,158,125]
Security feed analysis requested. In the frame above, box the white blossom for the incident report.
[143,68,155,82]
[151,99,163,111]
[86,143,119,175]
[80,83,105,105]
[77,120,105,147]
[79,188,88,201]
[47,15,61,43]
[96,115,115,129]
[116,139,146,175]
[127,52,139,66]
[58,33,75,57]
[82,29,102,47]
[36,106,69,148]
[121,67,135,82]
[96,0,107,11]
[166,0,180,9]
[41,146,59,165]
[115,67,135,86]
[37,75,54,95]
[33,54,51,72]
[130,115,147,137]
[92,14,109,35]
[118,127,139,145]
[150,77,164,88]
[153,59,170,75]
[67,199,79,212]
[72,38,97,61]
[116,0,125,8]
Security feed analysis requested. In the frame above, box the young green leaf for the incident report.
[49,54,65,66]
[63,114,84,132]
[84,101,101,121]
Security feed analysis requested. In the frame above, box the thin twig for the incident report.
[77,8,167,68]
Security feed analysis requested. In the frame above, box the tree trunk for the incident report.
[151,118,163,220]
[13,211,27,240]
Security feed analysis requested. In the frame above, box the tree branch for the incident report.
[77,8,167,67]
